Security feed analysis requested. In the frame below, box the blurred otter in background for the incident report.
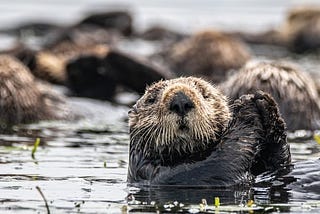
[42,10,132,49]
[0,9,173,102]
[5,42,172,101]
[66,50,173,101]
[0,10,132,43]
[221,61,320,131]
[165,30,251,83]
[30,42,109,84]
[234,6,320,53]
[0,10,133,85]
[284,7,320,53]
[5,41,110,85]
[0,55,69,131]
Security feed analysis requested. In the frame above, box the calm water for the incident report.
[0,1,320,213]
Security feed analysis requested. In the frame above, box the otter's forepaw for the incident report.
[252,90,286,143]
[252,91,291,172]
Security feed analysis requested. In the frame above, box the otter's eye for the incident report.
[145,96,157,104]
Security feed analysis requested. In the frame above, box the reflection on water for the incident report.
[0,0,320,213]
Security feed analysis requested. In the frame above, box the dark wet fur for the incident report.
[66,50,172,100]
[128,91,291,186]
[66,55,117,100]
[104,51,173,94]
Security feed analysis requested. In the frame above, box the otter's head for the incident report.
[129,77,231,161]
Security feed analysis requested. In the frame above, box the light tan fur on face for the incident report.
[129,77,231,154]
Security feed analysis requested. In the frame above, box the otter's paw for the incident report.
[251,91,291,172]
[252,90,286,143]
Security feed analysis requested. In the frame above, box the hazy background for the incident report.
[1,0,320,33]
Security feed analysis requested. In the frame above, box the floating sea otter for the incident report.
[221,61,320,131]
[29,42,109,85]
[284,7,320,53]
[127,77,291,186]
[0,54,68,131]
[166,30,251,83]
[234,6,320,53]
[66,50,173,101]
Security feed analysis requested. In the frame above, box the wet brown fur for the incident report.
[167,30,251,82]
[0,54,68,130]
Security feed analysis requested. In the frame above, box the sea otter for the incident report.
[166,30,251,83]
[284,6,320,53]
[221,61,320,131]
[127,77,291,186]
[0,54,68,131]
[19,41,110,85]
[233,6,320,53]
[66,50,173,100]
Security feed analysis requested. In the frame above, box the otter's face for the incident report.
[129,77,231,155]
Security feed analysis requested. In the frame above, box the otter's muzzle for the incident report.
[169,91,195,117]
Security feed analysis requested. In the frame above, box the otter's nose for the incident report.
[169,92,195,116]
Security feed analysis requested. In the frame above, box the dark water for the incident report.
[0,1,320,213]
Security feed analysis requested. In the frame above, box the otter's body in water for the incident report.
[128,77,290,186]
[0,55,68,131]
[221,61,320,131]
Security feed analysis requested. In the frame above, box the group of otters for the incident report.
[1,6,320,187]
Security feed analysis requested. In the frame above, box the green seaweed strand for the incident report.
[32,138,41,159]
